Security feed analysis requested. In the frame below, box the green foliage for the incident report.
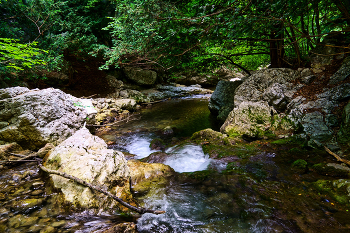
[0,38,47,71]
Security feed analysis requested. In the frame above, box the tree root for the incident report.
[38,163,165,215]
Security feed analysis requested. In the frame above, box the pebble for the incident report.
[12,174,22,183]
[31,181,45,190]
[51,220,66,228]
[31,189,44,196]
[11,198,44,211]
[8,215,39,228]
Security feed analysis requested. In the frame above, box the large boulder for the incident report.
[0,87,88,150]
[221,101,276,138]
[44,127,134,212]
[220,69,301,138]
[208,80,243,122]
[124,67,157,86]
[234,69,300,107]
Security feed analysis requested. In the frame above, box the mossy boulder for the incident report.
[312,163,350,178]
[291,159,308,174]
[127,160,174,194]
[221,101,275,139]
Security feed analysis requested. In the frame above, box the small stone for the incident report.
[12,173,22,182]
[36,207,48,217]
[8,215,39,228]
[31,181,45,190]
[51,220,66,228]
[31,189,44,196]
[39,226,56,233]
[22,170,36,179]
[11,198,44,211]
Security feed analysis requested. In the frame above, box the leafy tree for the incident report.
[100,0,349,73]
[0,38,47,71]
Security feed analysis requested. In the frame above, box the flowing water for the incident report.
[1,94,350,232]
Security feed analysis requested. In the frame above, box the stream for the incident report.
[1,94,350,232]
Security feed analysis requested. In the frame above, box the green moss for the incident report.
[271,138,293,145]
[187,170,217,181]
[291,159,308,173]
[313,180,350,205]
[292,159,307,169]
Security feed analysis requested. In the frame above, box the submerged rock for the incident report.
[44,127,134,212]
[0,87,87,150]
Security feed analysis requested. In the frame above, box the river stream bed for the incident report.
[1,95,350,232]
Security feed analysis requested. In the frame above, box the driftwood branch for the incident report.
[324,146,350,167]
[3,149,165,214]
[87,113,141,127]
[38,163,165,215]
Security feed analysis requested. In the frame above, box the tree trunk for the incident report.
[269,24,284,68]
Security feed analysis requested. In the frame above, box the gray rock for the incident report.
[301,111,333,142]
[301,75,316,84]
[338,100,350,145]
[300,68,313,77]
[329,57,350,85]
[234,68,300,108]
[208,80,243,122]
[45,127,132,212]
[105,75,123,89]
[262,83,289,112]
[0,88,87,150]
[124,67,157,86]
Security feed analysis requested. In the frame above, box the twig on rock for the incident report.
[38,163,165,215]
[87,113,141,127]
[0,159,39,164]
[324,146,350,167]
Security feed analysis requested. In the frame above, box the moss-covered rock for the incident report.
[291,159,308,174]
[313,179,350,205]
[312,163,350,177]
[221,101,275,139]
[127,160,174,194]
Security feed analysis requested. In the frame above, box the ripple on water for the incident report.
[164,144,212,173]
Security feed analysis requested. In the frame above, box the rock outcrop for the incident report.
[218,69,301,139]
[0,87,88,150]
[124,67,157,86]
[214,64,350,148]
[44,127,134,212]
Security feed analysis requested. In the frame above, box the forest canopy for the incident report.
[0,0,349,78]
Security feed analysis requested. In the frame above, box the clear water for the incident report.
[3,94,350,232]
